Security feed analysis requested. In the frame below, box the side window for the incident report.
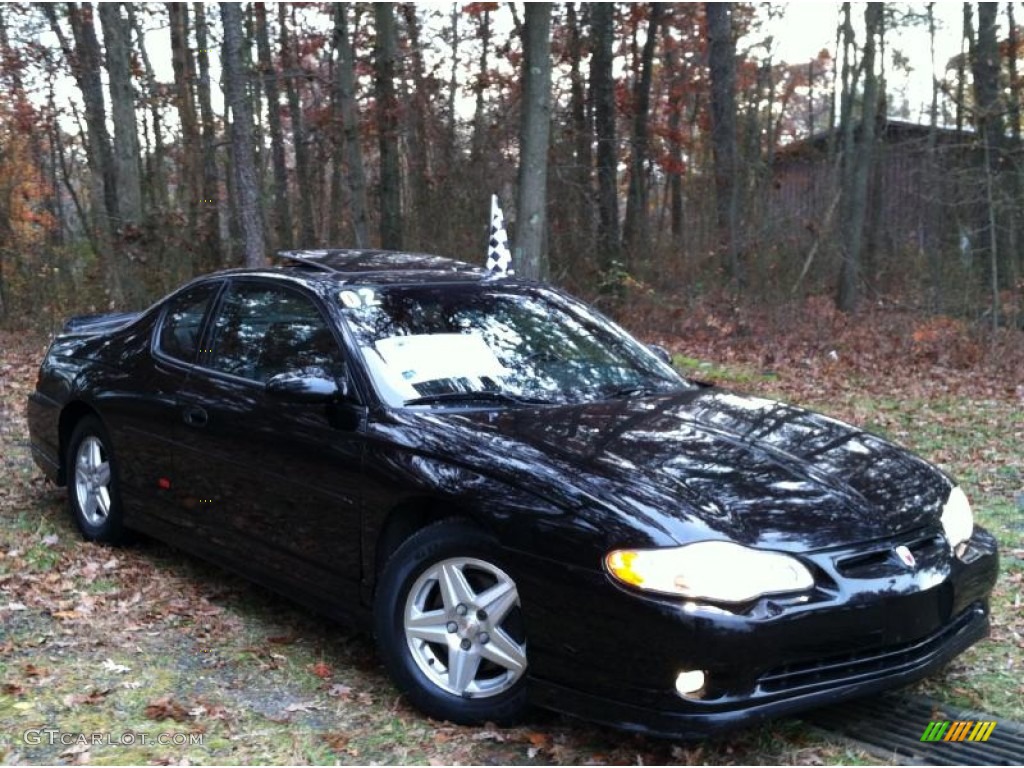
[157,284,218,363]
[207,284,344,383]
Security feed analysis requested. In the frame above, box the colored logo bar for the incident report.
[920,721,997,742]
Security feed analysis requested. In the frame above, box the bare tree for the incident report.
[221,1,265,266]
[375,2,402,249]
[707,2,740,284]
[43,2,122,300]
[623,3,663,259]
[567,3,593,254]
[255,2,292,251]
[590,3,620,271]
[280,5,315,245]
[837,3,882,312]
[98,3,142,226]
[168,2,201,238]
[515,2,553,280]
[971,0,1006,322]
[334,3,369,247]
[193,2,220,268]
[127,4,166,212]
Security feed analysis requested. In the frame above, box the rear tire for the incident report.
[374,520,529,725]
[66,416,127,544]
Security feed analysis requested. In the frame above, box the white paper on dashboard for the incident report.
[374,333,510,385]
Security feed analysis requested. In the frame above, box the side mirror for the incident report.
[266,371,343,403]
[648,344,673,365]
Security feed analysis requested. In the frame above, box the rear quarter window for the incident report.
[156,283,219,363]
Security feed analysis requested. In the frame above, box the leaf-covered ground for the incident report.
[1,302,1021,766]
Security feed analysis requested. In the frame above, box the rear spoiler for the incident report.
[61,311,141,334]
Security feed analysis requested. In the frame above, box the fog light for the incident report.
[674,670,706,698]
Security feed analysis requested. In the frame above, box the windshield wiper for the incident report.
[404,391,555,407]
[600,384,663,400]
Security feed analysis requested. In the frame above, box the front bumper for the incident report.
[516,527,999,737]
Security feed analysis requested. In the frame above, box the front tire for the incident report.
[374,520,529,725]
[66,416,127,544]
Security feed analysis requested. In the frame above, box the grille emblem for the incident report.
[895,545,916,568]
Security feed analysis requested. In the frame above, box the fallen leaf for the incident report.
[144,695,190,722]
[101,659,131,674]
[326,683,352,699]
[320,732,350,751]
[525,731,552,748]
[2,682,25,696]
[42,534,59,546]
[310,661,332,679]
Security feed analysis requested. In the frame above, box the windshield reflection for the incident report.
[338,285,686,407]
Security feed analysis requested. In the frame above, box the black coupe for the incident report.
[26,250,998,736]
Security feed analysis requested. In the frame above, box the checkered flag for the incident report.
[485,194,514,276]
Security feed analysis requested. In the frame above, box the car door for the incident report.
[104,281,223,530]
[172,279,364,608]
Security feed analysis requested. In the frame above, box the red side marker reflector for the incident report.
[158,477,171,490]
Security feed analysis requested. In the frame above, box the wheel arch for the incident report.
[367,495,495,602]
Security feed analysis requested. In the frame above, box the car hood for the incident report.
[400,387,952,552]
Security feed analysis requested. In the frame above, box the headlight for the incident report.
[605,541,814,603]
[941,486,974,551]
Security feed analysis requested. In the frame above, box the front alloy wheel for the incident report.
[75,435,112,527]
[375,521,529,725]
[404,557,527,698]
[67,416,127,543]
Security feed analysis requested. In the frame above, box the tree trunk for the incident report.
[971,0,1007,302]
[926,1,943,311]
[567,2,593,255]
[374,2,402,249]
[623,3,663,260]
[446,4,460,165]
[127,5,166,213]
[515,3,553,281]
[279,4,315,246]
[706,2,740,284]
[957,4,971,138]
[168,2,201,242]
[400,4,431,244]
[194,2,221,268]
[334,3,369,247]
[98,3,142,227]
[664,32,685,247]
[837,2,882,313]
[590,3,620,271]
[1007,2,1023,321]
[255,2,292,251]
[470,7,491,162]
[221,1,265,267]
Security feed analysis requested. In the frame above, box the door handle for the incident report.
[183,405,208,427]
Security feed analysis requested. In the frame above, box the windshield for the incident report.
[337,284,688,407]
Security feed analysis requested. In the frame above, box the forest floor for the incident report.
[1,300,1022,765]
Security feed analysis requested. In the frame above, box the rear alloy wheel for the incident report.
[67,416,127,544]
[375,521,529,724]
